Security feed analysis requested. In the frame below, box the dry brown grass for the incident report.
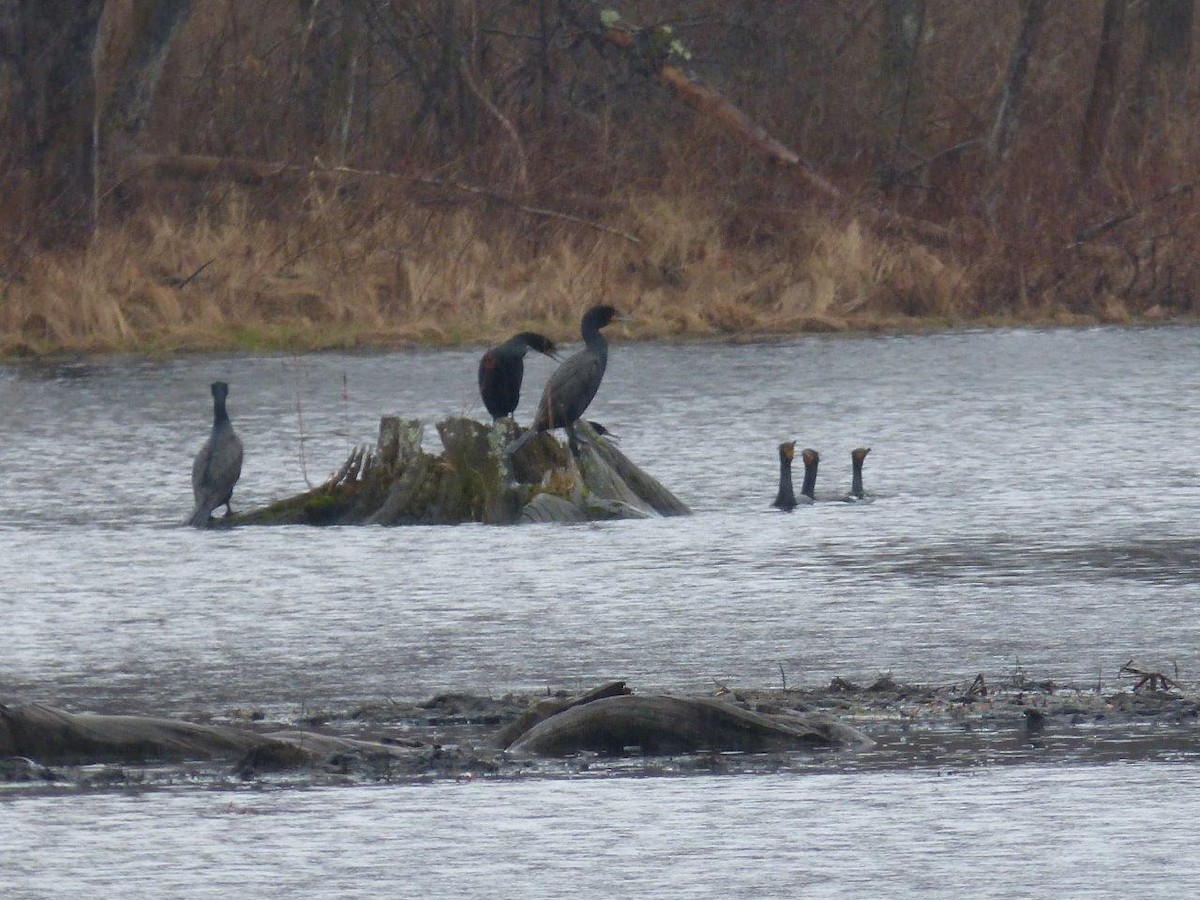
[7,161,1200,359]
[7,2,1200,356]
[1,183,986,357]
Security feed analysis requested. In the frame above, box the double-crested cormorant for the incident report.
[800,448,819,502]
[774,443,818,510]
[508,304,624,457]
[843,446,871,502]
[478,331,559,420]
[187,381,244,528]
[588,421,617,442]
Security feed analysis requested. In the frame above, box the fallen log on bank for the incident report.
[232,416,689,526]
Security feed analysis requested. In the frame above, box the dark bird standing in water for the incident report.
[843,447,871,502]
[187,381,244,528]
[508,304,625,458]
[478,332,559,420]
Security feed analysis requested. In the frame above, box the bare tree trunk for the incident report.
[1129,0,1194,147]
[101,0,193,139]
[1,0,105,248]
[537,0,554,123]
[1078,0,1128,186]
[987,0,1047,166]
[328,1,360,164]
[877,0,927,186]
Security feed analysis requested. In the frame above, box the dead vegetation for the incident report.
[3,2,1200,357]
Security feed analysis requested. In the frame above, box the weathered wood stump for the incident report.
[233,417,689,526]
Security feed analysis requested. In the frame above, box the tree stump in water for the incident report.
[232,417,689,526]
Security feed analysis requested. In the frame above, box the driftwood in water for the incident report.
[0,702,259,763]
[0,702,419,768]
[500,686,872,757]
[232,416,689,526]
[492,680,634,749]
[2,681,869,771]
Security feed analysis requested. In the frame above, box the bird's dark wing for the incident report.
[189,426,243,524]
[208,428,244,505]
[481,348,524,419]
[534,350,607,429]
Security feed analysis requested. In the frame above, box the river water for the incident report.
[2,326,1199,895]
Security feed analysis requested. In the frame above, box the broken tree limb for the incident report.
[584,422,690,517]
[507,694,872,757]
[583,12,949,247]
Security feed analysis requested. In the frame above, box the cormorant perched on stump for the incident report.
[508,304,625,458]
[478,332,559,420]
[187,381,244,528]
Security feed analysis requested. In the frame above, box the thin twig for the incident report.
[177,258,216,289]
[458,56,530,195]
[1072,181,1199,246]
[288,358,314,489]
[132,152,643,246]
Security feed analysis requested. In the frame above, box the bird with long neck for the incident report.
[187,381,244,527]
[507,304,624,458]
[478,331,559,421]
[800,448,819,502]
[772,441,800,510]
[843,447,871,501]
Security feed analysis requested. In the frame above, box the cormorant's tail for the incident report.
[185,501,214,528]
[505,427,537,456]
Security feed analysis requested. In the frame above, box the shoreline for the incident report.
[3,314,1197,365]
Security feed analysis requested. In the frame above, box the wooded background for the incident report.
[1,1,1197,351]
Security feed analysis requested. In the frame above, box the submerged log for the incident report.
[493,680,634,749]
[0,702,260,764]
[526,696,872,756]
[0,702,419,768]
[3,683,869,770]
[232,416,689,526]
[507,694,872,757]
[498,682,875,757]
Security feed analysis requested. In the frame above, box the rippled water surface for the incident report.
[3,327,1199,894]
[4,764,1200,899]
[3,327,1197,711]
